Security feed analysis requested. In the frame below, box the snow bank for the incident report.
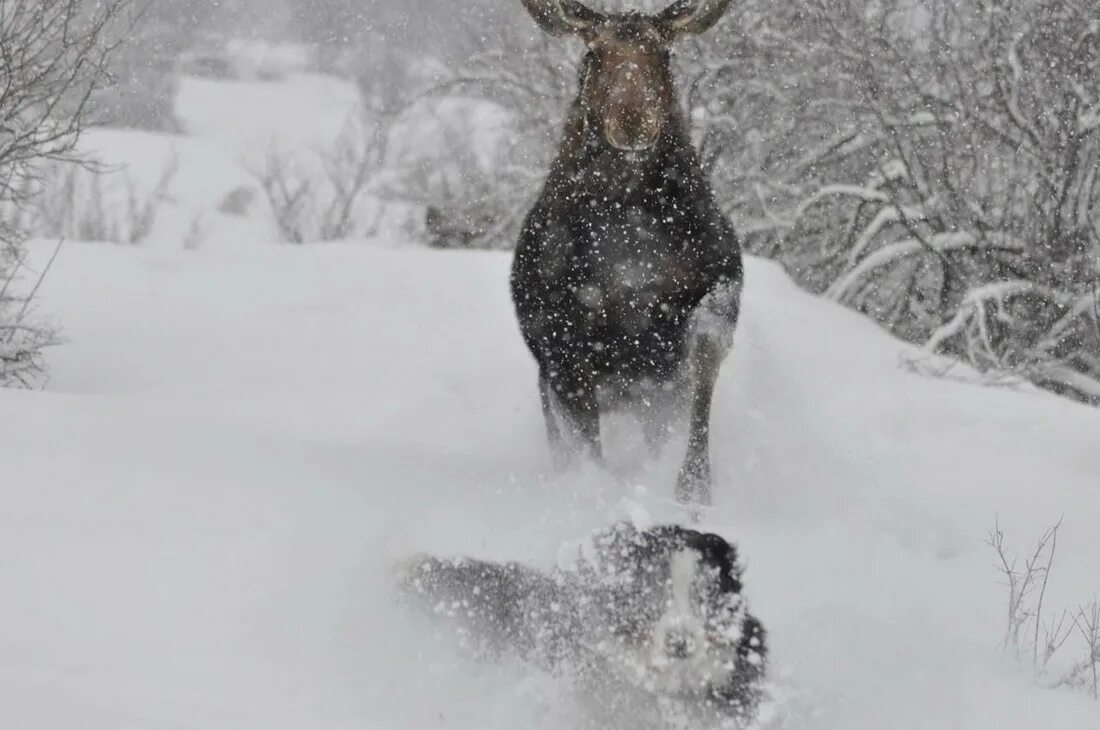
[2,241,1098,729]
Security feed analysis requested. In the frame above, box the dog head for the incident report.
[574,523,767,713]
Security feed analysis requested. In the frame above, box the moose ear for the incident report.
[521,0,605,37]
[654,0,733,37]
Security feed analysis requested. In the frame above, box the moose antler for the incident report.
[520,0,605,36]
[656,0,734,36]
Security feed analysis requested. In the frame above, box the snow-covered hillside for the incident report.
[5,31,1099,730]
[2,240,1098,729]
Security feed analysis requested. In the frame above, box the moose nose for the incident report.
[606,120,660,152]
[664,629,696,659]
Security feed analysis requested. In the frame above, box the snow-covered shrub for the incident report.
[255,114,389,243]
[774,0,1100,404]
[381,95,522,249]
[0,0,129,387]
[31,156,178,246]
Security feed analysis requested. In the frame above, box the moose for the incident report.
[511,0,743,504]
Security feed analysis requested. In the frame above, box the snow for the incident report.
[37,71,368,251]
[68,128,278,248]
[28,48,519,252]
[386,96,514,175]
[5,33,1099,730]
[222,39,315,81]
[174,73,362,167]
[43,72,423,250]
[3,239,1099,729]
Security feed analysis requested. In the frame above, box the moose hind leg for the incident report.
[539,374,571,468]
[641,380,684,453]
[553,376,603,463]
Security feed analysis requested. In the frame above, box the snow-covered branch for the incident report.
[827,232,1009,302]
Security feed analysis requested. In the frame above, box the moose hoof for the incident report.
[549,440,604,474]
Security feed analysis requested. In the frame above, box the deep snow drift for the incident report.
[2,241,1098,729]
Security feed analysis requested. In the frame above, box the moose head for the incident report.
[521,0,733,152]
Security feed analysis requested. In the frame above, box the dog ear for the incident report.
[687,532,743,594]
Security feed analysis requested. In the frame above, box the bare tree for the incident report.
[0,1,130,206]
[0,0,130,386]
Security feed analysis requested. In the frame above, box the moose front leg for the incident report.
[676,271,741,504]
[676,335,723,505]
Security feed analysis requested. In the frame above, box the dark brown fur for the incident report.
[511,1,741,504]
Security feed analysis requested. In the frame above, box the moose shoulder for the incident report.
[510,0,742,504]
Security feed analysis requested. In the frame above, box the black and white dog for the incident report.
[401,523,767,726]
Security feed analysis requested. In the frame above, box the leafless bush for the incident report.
[770,0,1100,404]
[1062,603,1100,699]
[987,516,1065,664]
[987,517,1099,698]
[0,0,130,387]
[31,155,178,245]
[256,115,388,243]
[0,239,62,388]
